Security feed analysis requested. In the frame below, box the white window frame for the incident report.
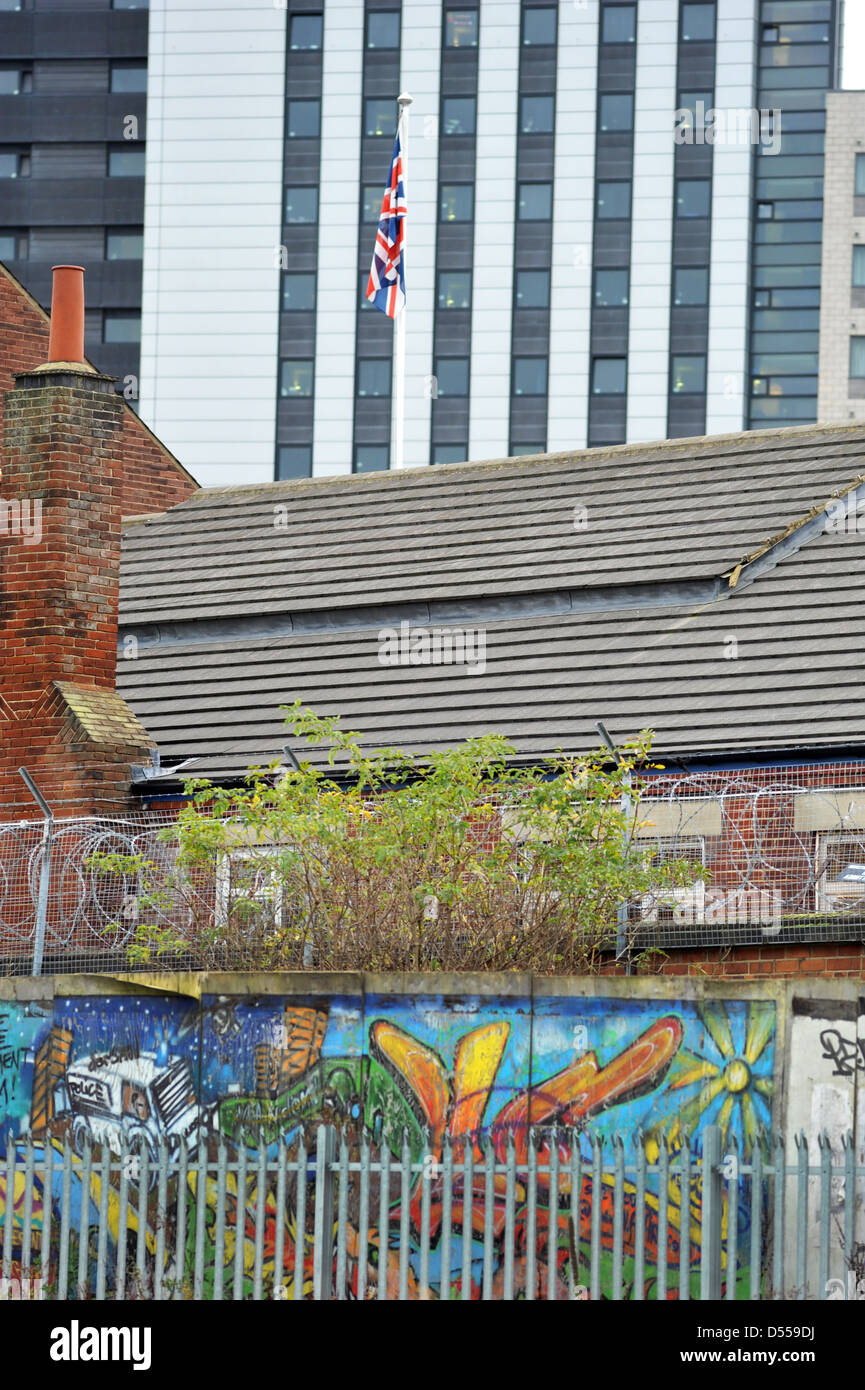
[214,845,289,931]
[815,831,865,914]
[640,836,706,925]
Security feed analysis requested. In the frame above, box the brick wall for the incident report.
[601,941,865,980]
[0,264,198,515]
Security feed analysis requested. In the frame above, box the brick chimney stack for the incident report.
[0,266,155,817]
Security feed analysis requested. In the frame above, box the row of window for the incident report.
[0,0,146,7]
[286,2,720,53]
[0,147,145,178]
[590,355,708,397]
[0,63,146,96]
[0,227,142,261]
[285,181,554,227]
[281,355,550,401]
[290,6,560,53]
[288,94,557,141]
[594,178,712,221]
[279,351,711,403]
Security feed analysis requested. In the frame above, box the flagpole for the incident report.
[392,91,412,470]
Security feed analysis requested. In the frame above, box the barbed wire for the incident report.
[0,764,864,975]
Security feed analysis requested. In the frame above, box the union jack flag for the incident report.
[366,131,406,318]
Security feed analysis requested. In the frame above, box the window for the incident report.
[520,95,554,134]
[599,93,633,132]
[592,358,626,394]
[110,64,147,93]
[287,100,320,138]
[0,230,25,258]
[365,99,396,138]
[676,180,711,218]
[111,0,149,7]
[438,271,471,309]
[815,831,865,913]
[856,155,865,197]
[671,355,706,393]
[518,183,553,220]
[280,360,313,397]
[440,184,474,222]
[432,445,466,464]
[522,7,557,45]
[593,269,629,306]
[757,202,774,220]
[366,11,400,48]
[509,442,546,456]
[515,270,550,308]
[282,273,315,311]
[359,272,376,308]
[290,14,323,50]
[681,3,715,40]
[601,5,636,43]
[215,848,288,933]
[285,187,318,223]
[103,311,141,344]
[277,446,312,479]
[854,246,865,288]
[108,147,145,177]
[677,91,713,137]
[445,9,478,47]
[850,338,865,379]
[673,267,709,305]
[362,186,386,223]
[358,359,391,397]
[354,445,389,472]
[596,181,631,219]
[106,228,143,260]
[434,357,469,396]
[442,98,476,136]
[513,357,548,396]
[0,152,25,178]
[763,20,830,43]
[0,68,30,95]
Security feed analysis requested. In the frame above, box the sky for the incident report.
[842,3,865,89]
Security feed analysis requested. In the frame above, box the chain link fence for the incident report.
[1,763,865,975]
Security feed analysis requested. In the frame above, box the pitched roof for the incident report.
[117,421,865,779]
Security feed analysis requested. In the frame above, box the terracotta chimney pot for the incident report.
[46,265,85,365]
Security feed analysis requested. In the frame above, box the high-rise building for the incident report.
[817,87,865,426]
[0,0,148,396]
[0,0,843,485]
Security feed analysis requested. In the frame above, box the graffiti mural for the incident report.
[0,987,776,1299]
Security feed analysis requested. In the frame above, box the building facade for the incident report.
[0,0,148,395]
[0,0,843,484]
[817,87,865,425]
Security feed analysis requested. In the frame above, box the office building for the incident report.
[0,0,843,484]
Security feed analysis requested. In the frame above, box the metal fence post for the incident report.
[313,1125,335,1301]
[700,1125,723,1300]
[18,769,54,976]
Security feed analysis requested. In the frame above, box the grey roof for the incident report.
[117,422,865,779]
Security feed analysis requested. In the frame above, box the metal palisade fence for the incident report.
[0,1125,862,1301]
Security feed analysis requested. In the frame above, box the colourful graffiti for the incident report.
[0,989,776,1299]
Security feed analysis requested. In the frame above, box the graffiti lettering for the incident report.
[818,1028,865,1077]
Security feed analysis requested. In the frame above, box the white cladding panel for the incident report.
[139,0,285,487]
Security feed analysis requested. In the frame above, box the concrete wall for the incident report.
[818,90,865,425]
[1,970,860,1299]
